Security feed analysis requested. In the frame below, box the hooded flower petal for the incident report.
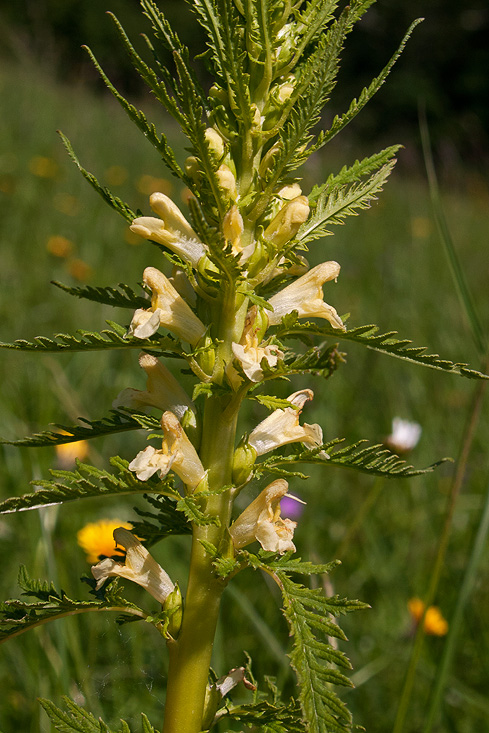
[130,193,206,267]
[113,353,195,422]
[229,306,283,386]
[128,267,205,346]
[91,527,174,604]
[129,411,206,490]
[266,261,345,330]
[264,195,310,248]
[229,479,296,553]
[247,389,323,455]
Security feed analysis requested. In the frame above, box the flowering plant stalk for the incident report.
[1,2,488,732]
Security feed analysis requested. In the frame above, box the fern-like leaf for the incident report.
[52,281,147,310]
[314,18,423,150]
[276,319,489,380]
[297,160,396,245]
[257,438,449,480]
[277,571,365,733]
[0,410,160,450]
[1,571,144,645]
[58,132,136,222]
[38,696,146,733]
[0,322,182,355]
[83,40,185,181]
[0,457,181,515]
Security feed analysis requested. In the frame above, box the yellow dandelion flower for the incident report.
[55,439,89,468]
[46,235,74,258]
[77,519,133,564]
[29,156,58,178]
[408,597,448,636]
[67,258,93,282]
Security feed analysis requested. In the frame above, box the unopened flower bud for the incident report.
[184,156,202,183]
[258,142,283,179]
[264,195,310,248]
[205,127,225,159]
[163,583,183,638]
[223,205,244,254]
[217,164,237,201]
[232,440,257,487]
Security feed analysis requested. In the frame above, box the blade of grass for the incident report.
[419,105,485,356]
[393,111,487,733]
[423,468,489,732]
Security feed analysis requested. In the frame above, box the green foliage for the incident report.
[0,322,181,356]
[39,696,157,733]
[237,554,367,733]
[256,438,449,481]
[276,318,489,379]
[0,457,180,515]
[0,568,143,645]
[51,281,148,310]
[216,698,306,731]
[0,410,159,449]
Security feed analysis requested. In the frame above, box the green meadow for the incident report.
[1,61,488,732]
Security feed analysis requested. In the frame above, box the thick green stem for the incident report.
[162,290,244,731]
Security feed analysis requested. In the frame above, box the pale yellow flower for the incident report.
[264,195,310,248]
[266,261,344,330]
[229,307,283,386]
[128,266,205,345]
[130,193,206,267]
[129,411,206,489]
[91,527,174,604]
[113,353,195,423]
[229,479,296,553]
[77,519,132,563]
[216,164,237,200]
[247,389,323,456]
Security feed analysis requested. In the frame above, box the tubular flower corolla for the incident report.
[266,261,345,329]
[263,195,310,248]
[229,479,297,553]
[129,411,206,490]
[130,192,206,267]
[128,266,205,345]
[113,353,195,423]
[91,527,174,604]
[229,306,283,386]
[247,389,322,456]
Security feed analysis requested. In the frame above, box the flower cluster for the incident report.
[119,178,345,553]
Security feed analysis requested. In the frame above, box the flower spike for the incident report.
[229,479,297,553]
[128,266,205,345]
[129,411,206,490]
[247,389,323,456]
[91,527,174,604]
[130,192,206,267]
[266,261,345,330]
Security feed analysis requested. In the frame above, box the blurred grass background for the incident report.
[1,2,489,732]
